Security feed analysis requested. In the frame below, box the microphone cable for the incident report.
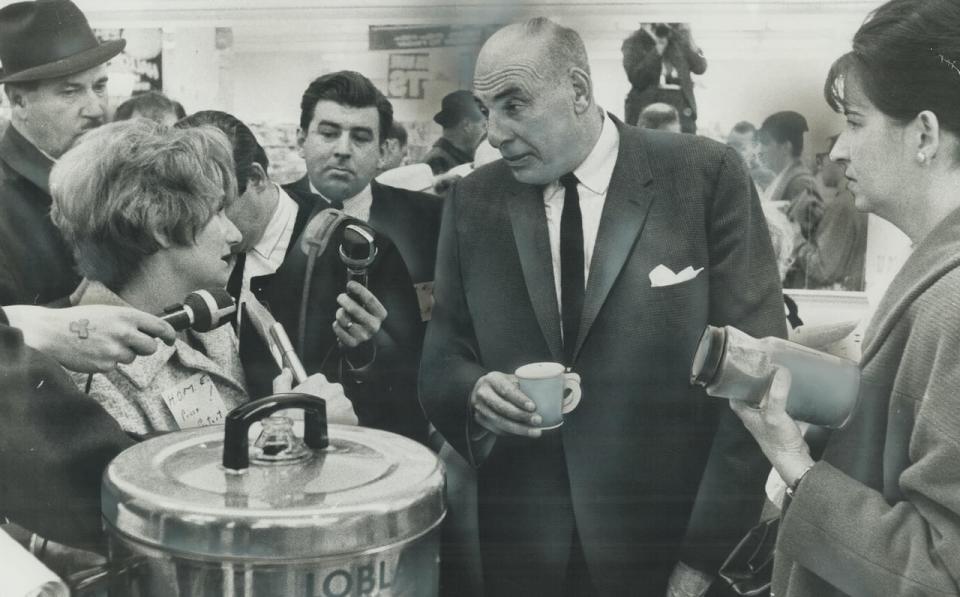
[297,208,350,359]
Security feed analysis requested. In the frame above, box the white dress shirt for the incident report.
[309,180,374,222]
[762,163,789,203]
[542,113,620,319]
[242,184,299,294]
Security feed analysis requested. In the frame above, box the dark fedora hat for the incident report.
[433,90,484,128]
[0,0,125,84]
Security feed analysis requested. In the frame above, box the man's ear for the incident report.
[570,68,593,115]
[6,86,29,118]
[296,128,307,158]
[247,162,269,192]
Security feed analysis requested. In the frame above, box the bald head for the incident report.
[473,18,601,185]
[475,18,590,92]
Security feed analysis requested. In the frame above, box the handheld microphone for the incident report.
[299,208,349,257]
[338,223,378,288]
[159,288,236,332]
[297,208,350,357]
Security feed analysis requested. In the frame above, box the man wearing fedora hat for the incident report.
[422,89,487,176]
[0,0,124,306]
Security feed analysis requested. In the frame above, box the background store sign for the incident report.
[369,24,501,50]
[386,53,430,100]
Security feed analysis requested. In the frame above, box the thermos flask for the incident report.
[690,325,861,428]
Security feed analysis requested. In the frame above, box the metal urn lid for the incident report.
[101,394,445,561]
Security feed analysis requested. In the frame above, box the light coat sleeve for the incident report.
[778,295,960,596]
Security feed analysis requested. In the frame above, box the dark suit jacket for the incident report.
[420,123,786,595]
[241,178,438,444]
[234,185,313,401]
[281,177,443,286]
[0,307,134,552]
[0,126,79,305]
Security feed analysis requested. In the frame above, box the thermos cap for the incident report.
[101,424,445,561]
[690,325,727,387]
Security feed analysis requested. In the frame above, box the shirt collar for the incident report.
[251,184,297,261]
[308,178,373,208]
[569,111,620,195]
[1,125,55,194]
[37,147,58,163]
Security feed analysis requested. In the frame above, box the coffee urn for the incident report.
[100,394,445,596]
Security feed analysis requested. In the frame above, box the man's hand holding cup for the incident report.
[471,362,582,438]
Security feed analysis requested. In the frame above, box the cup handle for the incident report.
[562,372,582,414]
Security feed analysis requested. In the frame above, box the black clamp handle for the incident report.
[222,393,328,471]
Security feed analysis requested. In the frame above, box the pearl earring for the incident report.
[917,152,927,163]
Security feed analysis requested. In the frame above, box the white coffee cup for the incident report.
[515,362,582,429]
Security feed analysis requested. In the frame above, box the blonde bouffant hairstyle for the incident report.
[50,119,238,291]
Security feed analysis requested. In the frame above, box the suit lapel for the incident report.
[0,125,53,195]
[506,181,564,361]
[368,180,390,232]
[573,124,655,360]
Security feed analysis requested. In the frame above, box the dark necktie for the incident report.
[559,173,584,364]
[226,251,246,330]
[226,251,246,303]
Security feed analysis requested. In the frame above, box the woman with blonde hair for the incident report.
[51,120,351,436]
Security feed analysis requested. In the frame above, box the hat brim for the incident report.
[0,39,126,84]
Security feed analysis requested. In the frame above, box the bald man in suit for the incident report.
[421,18,785,597]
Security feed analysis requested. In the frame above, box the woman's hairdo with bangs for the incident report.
[50,119,238,291]
[824,0,960,148]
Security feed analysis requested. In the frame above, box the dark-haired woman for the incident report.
[731,0,960,595]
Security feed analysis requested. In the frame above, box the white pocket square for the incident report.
[649,264,704,288]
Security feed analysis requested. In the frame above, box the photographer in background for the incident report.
[622,22,706,133]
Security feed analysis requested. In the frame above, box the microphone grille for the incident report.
[183,288,236,332]
[339,223,377,267]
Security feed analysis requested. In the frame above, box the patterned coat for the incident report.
[70,281,248,436]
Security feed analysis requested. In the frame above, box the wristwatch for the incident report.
[785,465,813,498]
[782,464,813,512]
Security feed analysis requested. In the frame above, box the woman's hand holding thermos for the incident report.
[730,368,815,488]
